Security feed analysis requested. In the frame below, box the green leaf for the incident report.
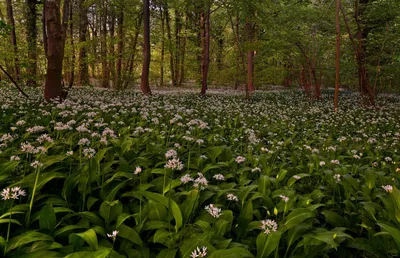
[6,231,54,253]
[148,200,168,221]
[116,213,135,229]
[18,251,64,258]
[377,222,400,250]
[153,228,173,245]
[39,204,57,233]
[322,210,345,227]
[73,228,98,251]
[54,225,85,237]
[256,231,282,258]
[156,248,178,258]
[234,200,253,238]
[283,208,315,232]
[99,200,122,225]
[209,248,254,258]
[117,224,143,246]
[140,191,183,232]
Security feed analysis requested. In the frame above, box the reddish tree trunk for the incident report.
[140,0,151,95]
[160,9,165,87]
[44,0,69,101]
[101,0,109,88]
[334,0,341,112]
[68,4,75,88]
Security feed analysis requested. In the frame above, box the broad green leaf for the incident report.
[256,231,282,258]
[99,200,122,225]
[73,228,98,251]
[156,248,178,258]
[377,222,400,250]
[322,210,345,227]
[117,224,143,246]
[209,248,254,258]
[140,191,183,232]
[283,208,315,232]
[6,231,54,253]
[54,225,85,237]
[39,204,56,233]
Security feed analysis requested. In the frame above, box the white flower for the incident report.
[1,187,26,200]
[382,185,393,193]
[293,175,300,180]
[205,204,222,218]
[66,151,73,156]
[235,156,246,164]
[83,148,96,158]
[260,219,278,234]
[107,230,119,241]
[252,167,261,173]
[30,161,43,169]
[227,193,239,202]
[164,158,184,170]
[10,156,20,161]
[78,138,90,146]
[191,246,207,258]
[213,174,225,181]
[194,173,208,190]
[134,166,142,175]
[165,149,178,159]
[319,161,326,166]
[279,194,289,203]
[333,174,341,182]
[180,174,194,184]
[330,160,340,165]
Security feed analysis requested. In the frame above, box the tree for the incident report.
[140,0,152,95]
[200,2,211,96]
[5,0,20,81]
[26,0,38,87]
[78,0,89,85]
[334,0,340,112]
[44,0,69,101]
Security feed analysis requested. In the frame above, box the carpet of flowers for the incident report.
[0,87,399,258]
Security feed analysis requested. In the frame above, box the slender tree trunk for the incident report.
[140,0,151,94]
[165,7,175,87]
[69,4,75,88]
[43,1,48,57]
[6,0,20,81]
[245,19,254,98]
[179,15,187,86]
[160,9,165,87]
[44,0,69,101]
[109,9,115,88]
[26,0,38,87]
[101,0,109,88]
[334,0,341,112]
[200,8,210,96]
[123,17,141,89]
[78,0,89,85]
[116,9,124,89]
[174,10,181,86]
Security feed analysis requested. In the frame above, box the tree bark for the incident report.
[179,15,188,86]
[200,8,210,96]
[334,0,341,112]
[123,16,141,89]
[42,1,48,57]
[44,0,69,102]
[160,9,165,87]
[174,10,181,86]
[109,8,115,88]
[116,9,124,89]
[6,0,20,81]
[69,3,75,88]
[140,0,151,94]
[78,0,89,85]
[26,0,38,87]
[101,0,109,88]
[165,6,175,87]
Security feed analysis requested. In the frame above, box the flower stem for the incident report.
[26,168,40,227]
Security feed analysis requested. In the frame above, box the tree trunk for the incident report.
[334,0,341,112]
[44,0,69,102]
[123,16,141,89]
[179,15,187,86]
[78,0,89,85]
[109,9,115,88]
[160,9,165,87]
[200,8,210,96]
[140,0,151,94]
[174,10,181,86]
[6,0,20,81]
[26,0,38,87]
[101,0,109,88]
[245,19,255,98]
[42,1,48,57]
[69,4,75,88]
[116,9,124,89]
[165,7,175,87]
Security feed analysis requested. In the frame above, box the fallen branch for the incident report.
[0,64,29,98]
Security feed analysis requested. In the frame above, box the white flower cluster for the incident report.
[260,219,278,234]
[1,186,26,200]
[204,204,222,218]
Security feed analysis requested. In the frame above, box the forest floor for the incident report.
[0,87,399,257]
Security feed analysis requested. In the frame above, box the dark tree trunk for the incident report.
[69,3,75,88]
[101,0,109,88]
[109,9,115,88]
[179,15,187,86]
[26,0,38,87]
[140,0,151,94]
[123,16,141,89]
[44,0,69,102]
[245,19,255,98]
[200,8,210,96]
[78,0,89,85]
[174,10,181,86]
[160,9,165,87]
[116,9,124,89]
[165,7,176,87]
[6,0,20,81]
[42,1,48,57]
[334,0,341,112]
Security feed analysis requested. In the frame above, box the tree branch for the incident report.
[0,65,29,98]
